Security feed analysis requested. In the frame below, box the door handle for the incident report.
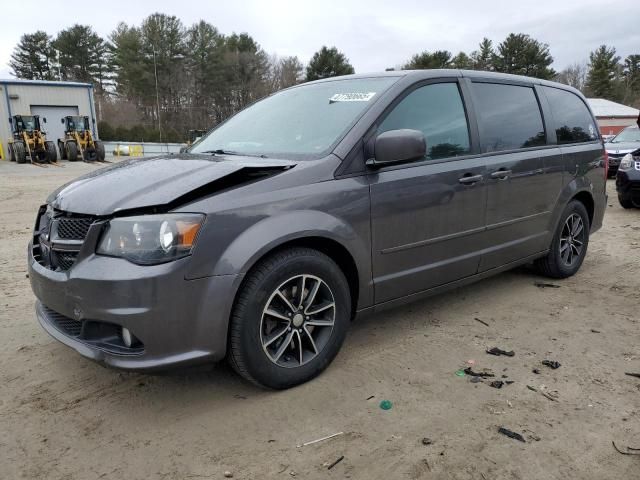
[458,174,483,185]
[490,169,512,179]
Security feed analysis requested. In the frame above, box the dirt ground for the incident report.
[1,159,639,480]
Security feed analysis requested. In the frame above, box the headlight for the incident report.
[97,214,204,265]
[619,153,633,170]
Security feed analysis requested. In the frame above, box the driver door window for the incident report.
[377,82,471,160]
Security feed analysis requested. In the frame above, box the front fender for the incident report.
[208,210,373,310]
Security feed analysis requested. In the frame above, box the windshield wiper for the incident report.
[201,149,268,158]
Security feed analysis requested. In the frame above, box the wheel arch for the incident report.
[571,190,594,227]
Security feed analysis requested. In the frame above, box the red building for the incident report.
[587,98,639,136]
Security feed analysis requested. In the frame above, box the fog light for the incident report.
[121,327,134,347]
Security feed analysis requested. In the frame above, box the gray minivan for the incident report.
[29,70,607,388]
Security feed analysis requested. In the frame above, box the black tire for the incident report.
[95,141,106,161]
[66,141,78,161]
[8,144,15,161]
[45,141,57,162]
[618,193,634,209]
[228,247,351,389]
[535,200,590,279]
[58,141,67,160]
[13,141,26,164]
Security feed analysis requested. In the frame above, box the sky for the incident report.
[2,0,639,77]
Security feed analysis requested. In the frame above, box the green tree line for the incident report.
[9,16,640,142]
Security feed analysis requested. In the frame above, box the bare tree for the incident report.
[556,62,588,91]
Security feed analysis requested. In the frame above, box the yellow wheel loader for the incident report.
[7,115,57,164]
[58,116,105,162]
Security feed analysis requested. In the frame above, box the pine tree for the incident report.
[493,33,555,79]
[585,45,621,100]
[305,46,355,81]
[403,50,452,69]
[9,31,56,80]
[470,38,494,71]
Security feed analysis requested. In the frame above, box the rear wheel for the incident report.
[95,141,105,161]
[228,248,351,389]
[13,141,26,164]
[66,142,78,161]
[83,148,97,162]
[45,141,57,162]
[535,200,590,278]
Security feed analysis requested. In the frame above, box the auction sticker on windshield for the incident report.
[329,92,376,103]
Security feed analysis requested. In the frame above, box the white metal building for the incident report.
[0,79,97,157]
[587,98,640,136]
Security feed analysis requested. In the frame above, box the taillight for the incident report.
[603,149,609,179]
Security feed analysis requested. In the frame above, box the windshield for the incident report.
[610,126,640,143]
[17,116,36,131]
[68,116,87,132]
[191,77,399,158]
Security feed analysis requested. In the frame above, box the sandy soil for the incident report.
[1,159,639,480]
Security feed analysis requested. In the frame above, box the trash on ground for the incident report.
[474,317,490,327]
[366,395,375,400]
[421,437,433,446]
[540,391,558,402]
[542,360,561,369]
[532,368,541,374]
[526,385,537,392]
[624,372,640,379]
[224,471,233,478]
[590,329,601,333]
[455,369,466,377]
[498,427,526,442]
[486,347,515,357]
[296,432,344,448]
[490,380,504,389]
[327,455,345,470]
[505,381,514,385]
[379,400,393,410]
[470,376,483,383]
[612,441,640,455]
[467,359,476,365]
[535,282,561,289]
[464,367,495,378]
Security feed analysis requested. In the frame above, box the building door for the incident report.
[30,105,79,144]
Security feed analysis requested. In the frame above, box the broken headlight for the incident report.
[97,214,204,265]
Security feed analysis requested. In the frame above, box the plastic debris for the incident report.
[486,347,515,357]
[455,369,466,377]
[467,359,476,366]
[366,395,375,400]
[498,427,526,442]
[296,432,344,448]
[590,329,601,333]
[612,441,640,455]
[526,385,537,392]
[625,373,640,379]
[421,437,433,446]
[490,380,504,389]
[379,400,393,410]
[327,456,345,470]
[224,472,233,478]
[470,376,483,383]
[535,282,561,289]
[532,368,541,374]
[542,360,561,369]
[464,367,495,378]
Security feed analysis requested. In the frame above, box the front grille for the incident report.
[42,305,82,336]
[33,208,97,272]
[57,217,94,239]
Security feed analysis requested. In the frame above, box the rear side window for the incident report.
[378,82,471,160]
[472,83,546,153]
[542,87,598,144]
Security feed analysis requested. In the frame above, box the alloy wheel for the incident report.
[559,213,585,267]
[260,274,335,368]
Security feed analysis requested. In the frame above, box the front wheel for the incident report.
[618,193,635,209]
[228,248,351,389]
[535,200,590,278]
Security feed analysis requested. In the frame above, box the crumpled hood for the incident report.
[47,154,296,216]
[606,142,640,155]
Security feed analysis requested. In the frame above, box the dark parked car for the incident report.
[605,126,640,177]
[29,70,607,389]
[616,151,640,208]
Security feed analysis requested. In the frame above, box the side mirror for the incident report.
[60,118,65,124]
[8,117,12,124]
[43,117,47,123]
[92,118,96,124]
[367,129,426,167]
